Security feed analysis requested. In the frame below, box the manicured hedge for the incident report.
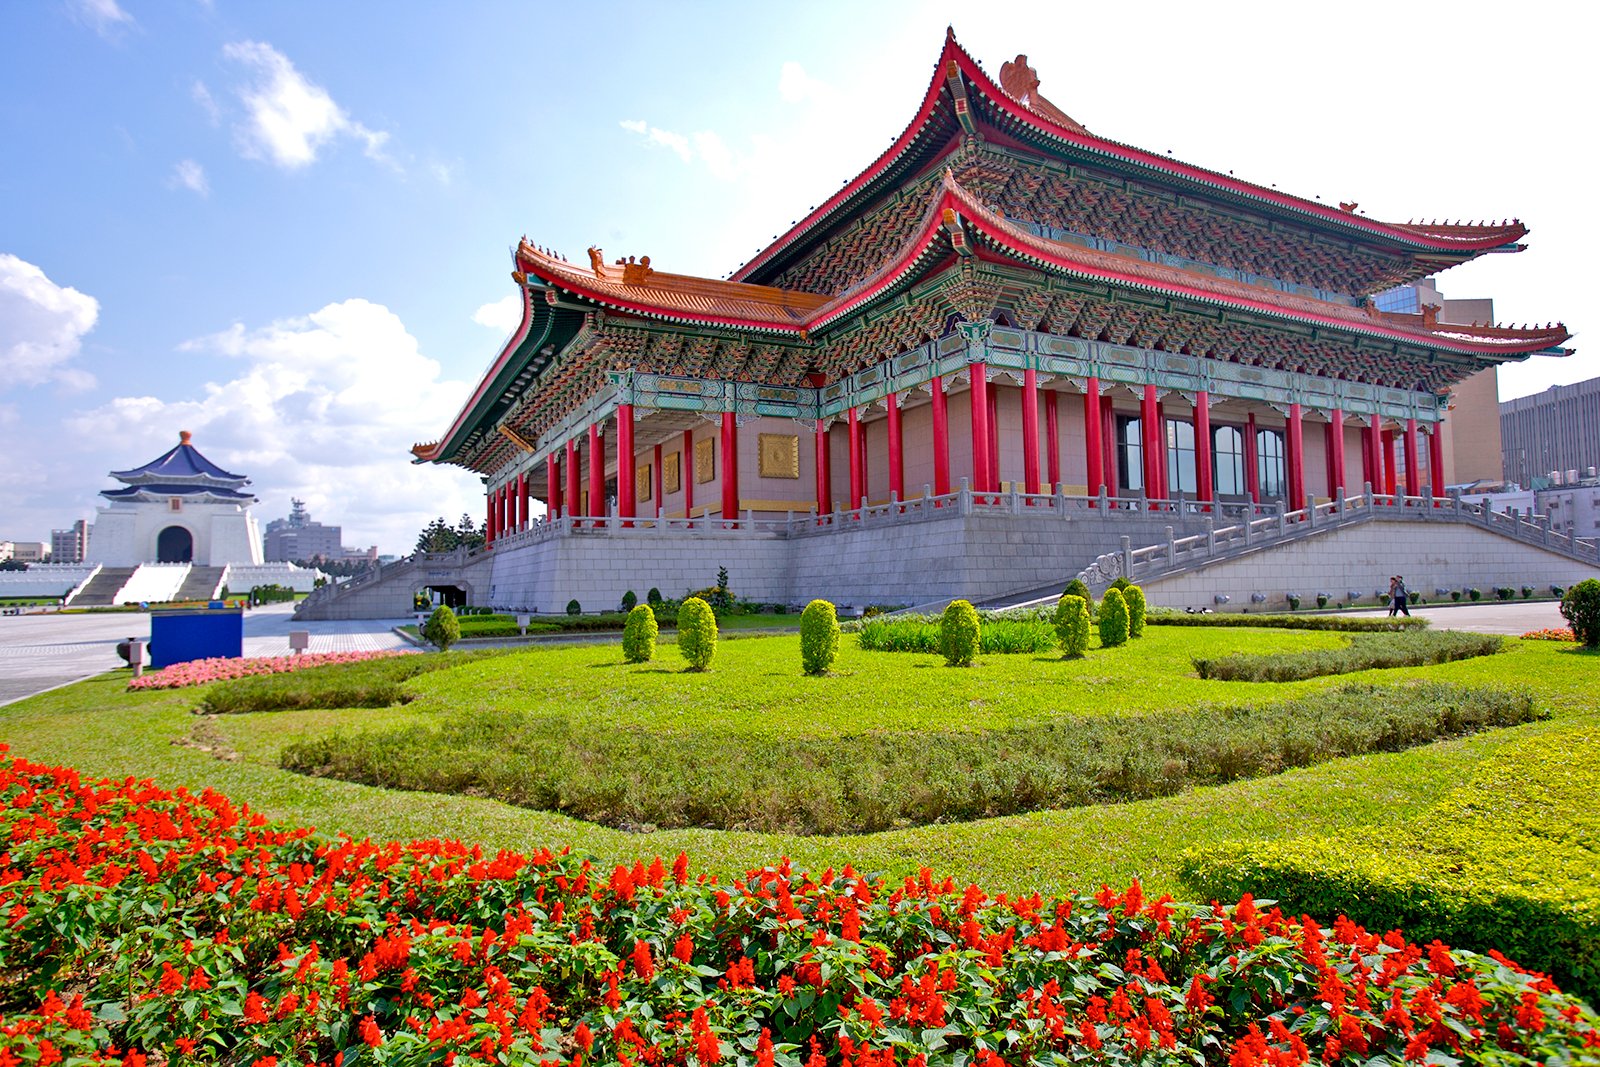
[1,748,1594,1067]
[281,682,1540,835]
[1151,611,1429,631]
[200,651,492,713]
[1178,722,1600,1002]
[1193,630,1502,682]
[856,616,1054,655]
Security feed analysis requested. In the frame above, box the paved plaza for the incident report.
[0,603,413,706]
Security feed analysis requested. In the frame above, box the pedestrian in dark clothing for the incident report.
[1389,575,1411,617]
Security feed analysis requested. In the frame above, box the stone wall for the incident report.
[1141,520,1599,611]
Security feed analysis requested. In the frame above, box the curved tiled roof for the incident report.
[110,432,249,487]
[101,483,256,503]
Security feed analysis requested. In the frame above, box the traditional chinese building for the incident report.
[381,32,1576,615]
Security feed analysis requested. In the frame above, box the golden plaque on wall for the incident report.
[758,433,800,479]
[694,438,715,484]
[635,463,652,502]
[664,451,681,494]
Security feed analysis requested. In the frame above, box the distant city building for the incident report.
[1501,375,1600,491]
[86,430,264,566]
[50,519,89,564]
[1,541,51,563]
[263,499,376,562]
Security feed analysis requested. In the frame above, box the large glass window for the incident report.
[1165,419,1196,495]
[1213,426,1246,496]
[1117,416,1143,493]
[1256,428,1286,499]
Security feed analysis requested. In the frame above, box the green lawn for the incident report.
[1,628,1594,900]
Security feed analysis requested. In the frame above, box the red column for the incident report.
[1329,409,1346,498]
[1428,424,1445,497]
[517,473,528,531]
[566,440,580,517]
[1382,429,1398,497]
[682,430,695,517]
[1156,399,1169,500]
[486,490,495,546]
[1245,412,1260,503]
[1083,378,1103,496]
[1403,418,1420,497]
[1141,384,1161,500]
[587,423,604,525]
[496,485,506,539]
[886,394,903,500]
[1044,390,1060,492]
[1195,390,1213,502]
[1287,402,1305,507]
[1021,368,1040,495]
[815,421,832,514]
[720,412,738,520]
[546,453,561,518]
[970,364,991,493]
[653,444,664,517]
[616,404,635,523]
[1101,395,1118,497]
[847,406,863,509]
[1366,415,1382,493]
[931,378,950,495]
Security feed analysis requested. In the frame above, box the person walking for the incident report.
[1390,575,1411,617]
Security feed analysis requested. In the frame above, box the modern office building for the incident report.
[50,519,89,564]
[1501,376,1600,490]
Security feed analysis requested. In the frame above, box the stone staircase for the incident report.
[65,566,137,607]
[174,565,227,602]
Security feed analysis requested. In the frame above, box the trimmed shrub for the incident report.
[1053,595,1090,657]
[646,587,662,606]
[565,599,582,616]
[1150,613,1427,632]
[1193,630,1502,682]
[1177,720,1598,1001]
[1522,585,1534,599]
[799,599,840,675]
[1109,576,1131,592]
[856,616,1054,655]
[1098,588,1130,647]
[621,590,638,611]
[421,605,460,651]
[621,604,658,663]
[939,599,980,667]
[1062,578,1093,612]
[1124,584,1147,637]
[1559,577,1600,648]
[1285,594,1301,611]
[1469,587,1481,601]
[677,597,717,671]
[1495,586,1514,602]
[202,651,486,713]
[1315,593,1329,608]
[1451,590,1462,602]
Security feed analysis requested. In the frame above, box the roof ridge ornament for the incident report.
[997,54,1088,135]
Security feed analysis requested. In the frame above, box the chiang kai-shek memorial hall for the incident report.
[364,33,1576,616]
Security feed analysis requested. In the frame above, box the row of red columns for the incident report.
[488,377,1450,542]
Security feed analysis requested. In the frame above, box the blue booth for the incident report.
[149,607,244,669]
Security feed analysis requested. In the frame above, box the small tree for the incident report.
[1053,595,1091,657]
[800,599,840,675]
[1560,578,1600,648]
[422,604,460,651]
[940,599,981,667]
[646,587,663,606]
[710,565,732,612]
[1110,576,1131,593]
[566,599,582,616]
[621,590,638,611]
[1125,584,1147,638]
[1099,588,1130,647]
[622,603,658,663]
[678,596,718,671]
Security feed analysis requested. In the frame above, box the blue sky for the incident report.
[2,1,1593,553]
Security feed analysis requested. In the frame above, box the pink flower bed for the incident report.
[127,649,412,690]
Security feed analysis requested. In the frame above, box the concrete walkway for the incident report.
[1343,599,1567,636]
[0,603,412,706]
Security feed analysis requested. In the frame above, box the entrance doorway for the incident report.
[157,525,194,563]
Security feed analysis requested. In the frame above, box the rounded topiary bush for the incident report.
[1099,588,1130,647]
[1063,578,1094,613]
[646,587,663,606]
[940,599,980,667]
[622,603,658,663]
[1110,576,1131,593]
[1125,584,1147,637]
[799,598,840,675]
[677,596,718,671]
[422,604,460,651]
[565,599,582,616]
[621,590,638,611]
[1560,578,1600,648]
[1053,594,1091,658]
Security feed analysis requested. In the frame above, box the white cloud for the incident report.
[472,294,522,334]
[777,61,834,105]
[0,253,99,391]
[168,159,210,196]
[619,118,692,163]
[69,299,477,554]
[222,41,393,170]
[191,80,221,125]
[68,0,134,39]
